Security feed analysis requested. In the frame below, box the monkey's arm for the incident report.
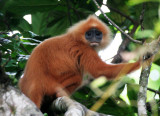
[80,49,141,79]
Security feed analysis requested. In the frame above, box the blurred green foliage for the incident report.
[0,0,160,115]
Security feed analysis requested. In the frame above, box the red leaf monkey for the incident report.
[19,15,140,110]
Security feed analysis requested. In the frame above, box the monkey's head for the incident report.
[68,15,111,50]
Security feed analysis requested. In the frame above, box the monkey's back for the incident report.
[19,35,82,97]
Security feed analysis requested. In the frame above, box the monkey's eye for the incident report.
[85,30,93,39]
[95,30,102,39]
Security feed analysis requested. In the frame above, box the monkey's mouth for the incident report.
[90,42,100,47]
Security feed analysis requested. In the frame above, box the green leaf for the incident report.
[99,98,135,116]
[31,12,49,35]
[127,84,139,101]
[18,18,32,32]
[43,113,48,116]
[154,20,160,37]
[128,0,160,6]
[135,30,154,39]
[5,0,59,15]
[127,84,139,112]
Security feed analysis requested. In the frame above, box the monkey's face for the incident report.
[85,28,103,47]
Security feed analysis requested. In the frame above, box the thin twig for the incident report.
[111,23,139,63]
[0,32,8,34]
[4,17,13,33]
[69,6,81,20]
[92,0,143,44]
[66,0,72,26]
[20,43,30,54]
[104,4,137,24]
[147,88,160,95]
[1,51,12,68]
[140,3,145,31]
[14,35,30,54]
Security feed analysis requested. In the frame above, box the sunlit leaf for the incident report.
[128,0,160,5]
[135,30,154,39]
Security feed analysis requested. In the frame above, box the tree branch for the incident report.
[0,51,42,116]
[0,86,43,116]
[52,96,110,116]
[140,3,145,31]
[147,88,160,95]
[138,36,160,116]
[104,4,137,24]
[14,35,30,55]
[112,24,139,63]
[92,0,143,44]
[138,61,152,116]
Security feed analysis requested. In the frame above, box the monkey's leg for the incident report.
[60,75,82,95]
[28,84,43,108]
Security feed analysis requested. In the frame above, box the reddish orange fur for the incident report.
[19,15,140,108]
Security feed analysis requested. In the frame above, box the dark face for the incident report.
[85,28,103,47]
